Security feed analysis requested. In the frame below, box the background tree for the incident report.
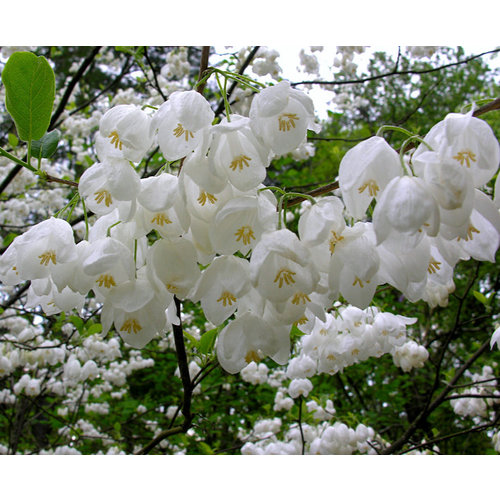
[0,45,499,455]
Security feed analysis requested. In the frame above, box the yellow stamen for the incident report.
[244,350,261,364]
[278,113,299,132]
[329,230,344,255]
[38,251,56,266]
[173,123,194,141]
[274,268,296,288]
[96,274,116,288]
[453,150,476,168]
[352,276,370,288]
[229,155,252,171]
[217,291,237,307]
[108,131,123,150]
[457,224,480,242]
[291,292,311,305]
[166,284,179,293]
[294,316,308,326]
[94,190,113,207]
[197,190,217,206]
[151,213,172,226]
[358,180,380,197]
[120,318,142,335]
[234,226,256,245]
[427,258,441,274]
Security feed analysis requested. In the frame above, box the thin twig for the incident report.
[291,49,500,87]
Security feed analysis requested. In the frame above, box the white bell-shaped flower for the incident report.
[209,115,272,191]
[79,159,140,218]
[328,222,380,309]
[373,175,440,251]
[146,237,201,299]
[25,278,85,315]
[151,90,214,161]
[209,191,278,256]
[216,312,291,374]
[298,196,346,247]
[192,255,251,326]
[249,80,320,156]
[101,269,171,349]
[249,228,319,304]
[81,237,136,300]
[454,190,500,262]
[414,111,500,188]
[338,136,403,219]
[98,104,154,163]
[0,217,77,283]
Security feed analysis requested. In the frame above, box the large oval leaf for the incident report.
[2,51,55,142]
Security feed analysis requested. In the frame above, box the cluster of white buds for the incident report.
[450,365,500,418]
[240,417,379,455]
[291,305,419,376]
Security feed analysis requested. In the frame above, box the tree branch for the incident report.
[214,46,260,117]
[49,46,102,130]
[291,49,500,87]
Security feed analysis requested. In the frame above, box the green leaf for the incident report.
[31,130,61,159]
[86,323,102,336]
[7,133,19,147]
[472,290,488,306]
[198,442,213,454]
[69,315,84,334]
[198,327,219,355]
[2,51,55,142]
[2,232,18,247]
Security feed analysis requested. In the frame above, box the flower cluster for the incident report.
[1,77,499,378]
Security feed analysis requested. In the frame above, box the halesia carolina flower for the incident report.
[249,80,320,156]
[0,217,77,284]
[101,270,171,349]
[338,136,403,219]
[151,90,214,161]
[81,237,136,301]
[25,278,85,316]
[209,191,278,256]
[413,111,500,188]
[249,228,319,304]
[191,255,251,326]
[146,237,201,299]
[216,312,291,374]
[208,115,272,191]
[328,222,380,309]
[453,190,500,262]
[78,159,140,218]
[298,196,346,247]
[373,175,440,251]
[98,104,154,163]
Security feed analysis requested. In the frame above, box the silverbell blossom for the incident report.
[249,228,319,304]
[0,217,77,284]
[98,104,154,163]
[373,175,440,251]
[208,115,272,191]
[216,311,291,374]
[328,222,380,309]
[151,90,215,161]
[249,80,320,156]
[191,255,251,326]
[338,136,403,219]
[78,159,140,219]
[209,191,278,256]
[413,111,500,188]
